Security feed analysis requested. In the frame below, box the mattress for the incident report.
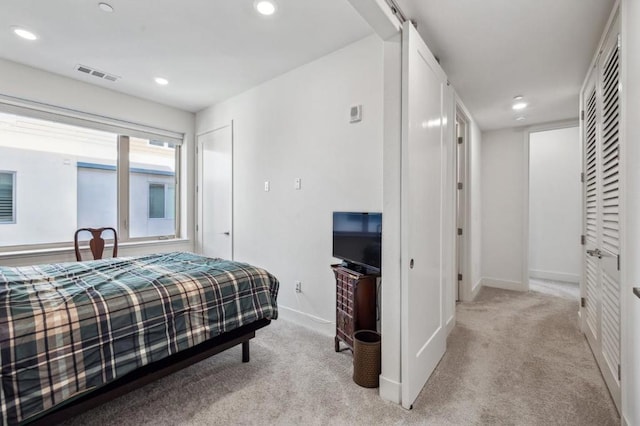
[0,252,279,424]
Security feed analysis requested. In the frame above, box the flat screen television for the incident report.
[333,212,382,272]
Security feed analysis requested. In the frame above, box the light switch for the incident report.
[294,178,301,190]
[350,105,362,123]
[264,181,270,192]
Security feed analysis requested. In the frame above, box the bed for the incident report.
[0,252,279,425]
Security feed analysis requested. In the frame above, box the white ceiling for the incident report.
[0,0,617,129]
[0,0,372,113]
[397,0,617,129]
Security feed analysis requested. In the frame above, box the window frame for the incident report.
[0,170,16,225]
[0,97,184,253]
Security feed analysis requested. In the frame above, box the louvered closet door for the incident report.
[583,78,600,347]
[581,19,621,412]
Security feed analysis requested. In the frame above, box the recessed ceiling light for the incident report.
[512,102,528,111]
[98,3,114,12]
[515,115,526,121]
[255,0,277,16]
[12,27,38,41]
[154,77,169,86]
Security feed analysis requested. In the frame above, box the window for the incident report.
[130,137,177,238]
[0,172,15,224]
[0,109,182,249]
[148,183,176,220]
[149,183,166,218]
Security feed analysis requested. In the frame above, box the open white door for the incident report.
[198,124,233,260]
[400,22,448,409]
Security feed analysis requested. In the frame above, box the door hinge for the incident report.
[457,228,463,236]
[457,136,463,144]
[196,224,199,232]
[581,235,586,245]
[458,273,463,281]
[618,364,621,381]
[196,185,199,193]
[196,145,199,155]
[580,110,585,121]
[581,172,585,183]
[581,297,586,308]
[457,182,463,190]
[618,255,621,271]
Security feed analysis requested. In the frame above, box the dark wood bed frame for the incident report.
[24,318,272,425]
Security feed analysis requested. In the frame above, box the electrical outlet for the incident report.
[295,281,302,293]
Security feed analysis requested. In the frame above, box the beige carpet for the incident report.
[62,287,618,425]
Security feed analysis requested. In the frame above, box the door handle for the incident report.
[223,232,230,236]
[586,248,602,259]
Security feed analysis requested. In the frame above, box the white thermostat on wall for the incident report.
[350,105,362,123]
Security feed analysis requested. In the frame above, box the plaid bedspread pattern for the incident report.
[0,252,278,425]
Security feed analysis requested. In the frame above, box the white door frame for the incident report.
[521,119,580,293]
[455,106,470,302]
[196,122,234,258]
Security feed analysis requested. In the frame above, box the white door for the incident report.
[400,22,447,409]
[581,18,621,411]
[199,125,233,260]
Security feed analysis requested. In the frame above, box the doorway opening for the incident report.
[527,125,581,301]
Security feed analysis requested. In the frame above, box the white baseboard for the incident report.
[529,269,579,283]
[379,375,402,404]
[482,277,527,292]
[461,278,483,302]
[446,314,455,335]
[278,305,334,337]
[471,278,482,300]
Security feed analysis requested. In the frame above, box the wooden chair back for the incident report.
[74,227,118,261]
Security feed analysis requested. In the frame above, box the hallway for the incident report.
[414,287,619,424]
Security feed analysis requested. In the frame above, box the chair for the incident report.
[74,227,118,261]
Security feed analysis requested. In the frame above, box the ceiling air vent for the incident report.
[75,64,120,82]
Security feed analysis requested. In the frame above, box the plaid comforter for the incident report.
[0,252,279,425]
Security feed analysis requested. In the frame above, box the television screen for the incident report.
[333,212,382,271]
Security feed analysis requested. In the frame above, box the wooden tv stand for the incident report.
[332,265,378,352]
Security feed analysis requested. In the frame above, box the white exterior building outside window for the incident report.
[0,111,179,249]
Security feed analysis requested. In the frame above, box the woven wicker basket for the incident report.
[352,330,381,388]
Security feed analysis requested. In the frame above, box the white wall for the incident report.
[481,127,526,290]
[0,58,195,265]
[469,119,483,293]
[529,126,581,283]
[196,35,384,335]
[621,0,640,424]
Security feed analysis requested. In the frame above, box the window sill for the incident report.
[0,238,192,261]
